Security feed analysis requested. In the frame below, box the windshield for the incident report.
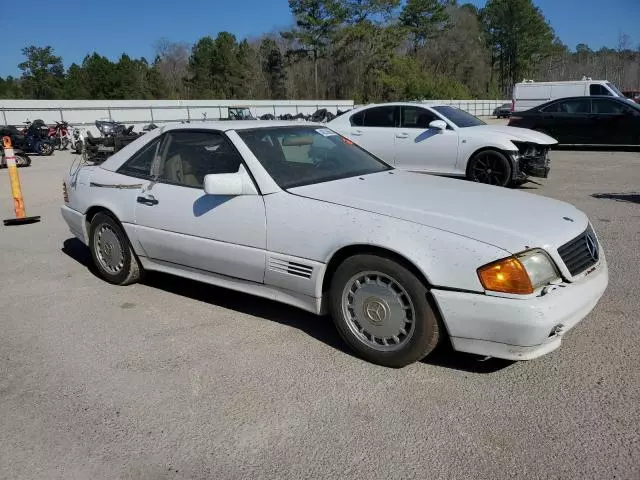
[238,126,391,189]
[606,82,624,97]
[432,106,486,128]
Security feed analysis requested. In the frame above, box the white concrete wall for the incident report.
[0,99,355,130]
[0,99,511,133]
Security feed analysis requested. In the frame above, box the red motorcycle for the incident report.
[48,121,70,150]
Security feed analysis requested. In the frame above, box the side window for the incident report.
[117,137,161,179]
[542,99,589,114]
[350,111,364,126]
[590,84,611,96]
[362,106,396,127]
[157,131,242,188]
[540,102,561,113]
[592,99,627,114]
[401,106,438,128]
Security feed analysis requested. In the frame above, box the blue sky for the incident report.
[2,0,638,77]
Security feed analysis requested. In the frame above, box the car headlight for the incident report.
[477,249,560,295]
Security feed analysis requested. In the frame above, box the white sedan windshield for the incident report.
[432,106,486,128]
[238,126,391,189]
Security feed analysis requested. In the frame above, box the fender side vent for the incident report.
[269,258,313,279]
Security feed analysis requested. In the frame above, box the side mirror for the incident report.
[429,120,448,132]
[203,165,257,196]
[204,173,243,196]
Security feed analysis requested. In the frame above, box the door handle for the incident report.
[395,133,409,139]
[137,195,158,206]
[351,129,363,136]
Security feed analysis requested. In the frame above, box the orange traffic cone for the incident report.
[3,136,40,226]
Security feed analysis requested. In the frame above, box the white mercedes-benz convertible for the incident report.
[61,121,608,367]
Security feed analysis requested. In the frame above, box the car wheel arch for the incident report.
[465,146,516,174]
[84,205,128,242]
[320,244,433,296]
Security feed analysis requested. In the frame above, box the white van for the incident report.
[512,79,625,112]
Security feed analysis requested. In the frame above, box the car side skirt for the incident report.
[139,256,325,315]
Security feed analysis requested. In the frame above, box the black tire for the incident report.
[330,254,442,368]
[37,142,53,156]
[89,212,142,285]
[61,137,70,150]
[74,140,84,154]
[467,149,512,187]
[16,154,31,167]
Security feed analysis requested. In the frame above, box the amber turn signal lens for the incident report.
[477,257,534,295]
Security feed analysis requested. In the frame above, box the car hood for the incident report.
[289,171,587,254]
[465,125,557,145]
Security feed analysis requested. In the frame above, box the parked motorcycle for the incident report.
[1,147,31,168]
[95,119,135,137]
[2,123,54,156]
[71,127,85,153]
[84,119,140,164]
[48,121,70,150]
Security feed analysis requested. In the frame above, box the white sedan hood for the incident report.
[467,125,557,145]
[289,171,586,254]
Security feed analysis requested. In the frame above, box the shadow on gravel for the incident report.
[591,192,640,205]
[421,343,514,374]
[62,237,94,269]
[144,270,353,356]
[62,237,514,374]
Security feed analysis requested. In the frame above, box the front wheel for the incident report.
[466,150,512,187]
[37,142,54,156]
[330,254,442,367]
[15,154,31,167]
[89,212,142,285]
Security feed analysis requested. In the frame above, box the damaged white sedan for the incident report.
[61,122,607,367]
[328,102,556,186]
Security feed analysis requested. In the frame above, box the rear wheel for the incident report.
[89,212,142,285]
[467,150,512,187]
[330,254,442,367]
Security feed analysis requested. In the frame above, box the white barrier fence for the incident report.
[0,99,510,133]
[0,99,355,133]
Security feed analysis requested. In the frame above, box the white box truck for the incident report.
[512,79,626,112]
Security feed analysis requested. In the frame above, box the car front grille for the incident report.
[557,225,600,276]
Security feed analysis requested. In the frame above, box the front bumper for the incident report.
[512,147,551,179]
[431,257,608,360]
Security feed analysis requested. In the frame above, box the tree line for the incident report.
[1,0,638,102]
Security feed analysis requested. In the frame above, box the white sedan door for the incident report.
[393,106,460,174]
[337,105,398,164]
[133,130,266,283]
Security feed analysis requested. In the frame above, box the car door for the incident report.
[539,98,591,144]
[590,98,637,145]
[344,106,397,164]
[133,129,267,283]
[393,105,459,174]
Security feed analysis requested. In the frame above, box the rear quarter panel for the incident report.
[66,165,146,248]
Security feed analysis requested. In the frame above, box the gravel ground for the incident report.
[1,147,639,480]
